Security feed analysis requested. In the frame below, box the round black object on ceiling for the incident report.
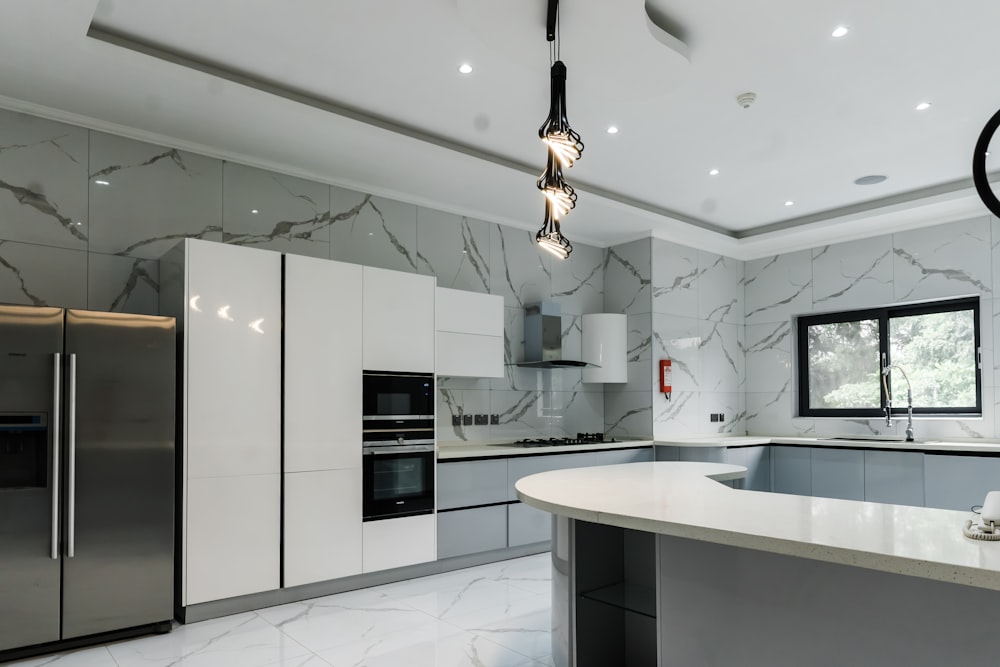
[973,107,1000,218]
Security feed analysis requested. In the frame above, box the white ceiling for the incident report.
[1,0,1000,259]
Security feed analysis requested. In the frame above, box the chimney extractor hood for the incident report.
[516,302,597,368]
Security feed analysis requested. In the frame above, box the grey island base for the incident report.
[516,462,1000,667]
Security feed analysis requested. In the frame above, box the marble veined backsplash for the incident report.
[0,105,604,442]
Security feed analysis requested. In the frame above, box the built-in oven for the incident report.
[362,444,435,521]
[362,370,435,521]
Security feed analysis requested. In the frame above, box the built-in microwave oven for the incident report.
[362,370,434,420]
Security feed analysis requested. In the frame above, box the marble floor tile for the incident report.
[106,613,312,667]
[7,554,554,667]
[7,646,119,666]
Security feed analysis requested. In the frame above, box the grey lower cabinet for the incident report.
[437,505,508,559]
[508,502,552,546]
[724,446,770,491]
[771,446,812,496]
[924,454,1000,511]
[864,450,924,506]
[811,448,865,501]
[438,447,654,560]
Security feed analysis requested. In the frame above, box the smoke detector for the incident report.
[736,92,757,109]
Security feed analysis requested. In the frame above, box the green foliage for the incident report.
[808,310,976,410]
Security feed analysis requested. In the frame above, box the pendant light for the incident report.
[536,0,583,259]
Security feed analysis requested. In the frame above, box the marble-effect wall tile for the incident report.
[222,162,330,258]
[811,236,893,311]
[746,391,815,436]
[416,208,490,293]
[893,216,991,302]
[0,240,87,309]
[605,391,652,438]
[88,132,222,259]
[744,250,812,325]
[490,224,551,309]
[87,253,159,315]
[0,108,89,250]
[550,242,603,315]
[604,239,650,315]
[651,314,701,393]
[698,251,744,324]
[651,239,698,317]
[745,322,793,394]
[329,186,417,272]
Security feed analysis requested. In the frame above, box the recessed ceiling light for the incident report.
[251,209,259,214]
[915,102,932,111]
[709,168,720,176]
[458,63,473,74]
[831,25,849,38]
[607,126,619,134]
[94,180,110,186]
[784,200,794,206]
[854,174,887,185]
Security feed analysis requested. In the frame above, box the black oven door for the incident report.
[362,446,435,521]
[362,371,434,419]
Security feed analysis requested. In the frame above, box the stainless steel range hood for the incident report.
[515,302,597,368]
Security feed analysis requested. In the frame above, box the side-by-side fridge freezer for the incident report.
[0,306,175,656]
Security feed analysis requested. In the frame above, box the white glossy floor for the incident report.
[9,554,554,667]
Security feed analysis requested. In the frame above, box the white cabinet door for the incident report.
[435,288,503,336]
[284,470,362,587]
[185,474,280,605]
[362,514,436,572]
[285,255,362,472]
[363,267,435,372]
[435,331,503,378]
[185,240,282,478]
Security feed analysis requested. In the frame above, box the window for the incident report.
[797,297,981,417]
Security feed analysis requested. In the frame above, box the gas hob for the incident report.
[508,433,617,448]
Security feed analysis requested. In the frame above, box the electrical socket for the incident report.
[490,414,499,425]
[451,415,461,427]
[462,414,473,426]
[474,414,488,426]
[710,413,719,423]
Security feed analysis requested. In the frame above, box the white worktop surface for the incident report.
[515,461,1000,591]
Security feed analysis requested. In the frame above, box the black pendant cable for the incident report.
[536,0,583,259]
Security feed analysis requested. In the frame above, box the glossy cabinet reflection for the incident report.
[161,239,281,606]
[435,287,503,378]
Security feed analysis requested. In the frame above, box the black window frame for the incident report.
[796,297,982,418]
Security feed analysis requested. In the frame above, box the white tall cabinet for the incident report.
[160,239,282,606]
[362,266,435,373]
[283,255,364,586]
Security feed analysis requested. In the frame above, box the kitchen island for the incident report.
[516,461,1000,667]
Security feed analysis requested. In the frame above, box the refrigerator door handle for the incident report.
[67,353,77,558]
[51,352,61,560]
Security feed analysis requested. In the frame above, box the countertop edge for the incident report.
[515,461,1000,592]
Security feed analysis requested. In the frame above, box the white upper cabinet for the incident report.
[184,239,282,478]
[362,267,435,372]
[284,255,363,472]
[434,287,503,378]
[581,313,627,383]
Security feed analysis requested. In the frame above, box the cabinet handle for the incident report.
[67,353,77,558]
[50,353,61,560]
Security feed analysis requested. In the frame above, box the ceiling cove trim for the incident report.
[84,23,734,238]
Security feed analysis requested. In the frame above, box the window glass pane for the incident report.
[889,309,976,408]
[807,319,880,409]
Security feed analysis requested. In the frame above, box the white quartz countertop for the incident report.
[515,461,1000,591]
[437,439,653,460]
[657,435,1000,453]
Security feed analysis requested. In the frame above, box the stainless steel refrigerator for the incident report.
[0,306,175,656]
